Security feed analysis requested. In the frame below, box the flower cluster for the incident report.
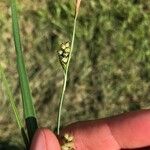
[57,41,70,71]
[61,133,75,150]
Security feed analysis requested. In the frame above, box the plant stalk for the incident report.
[57,13,78,135]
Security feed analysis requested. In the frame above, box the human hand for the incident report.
[30,109,150,150]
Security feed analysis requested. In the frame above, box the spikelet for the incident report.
[61,133,75,150]
[57,41,71,71]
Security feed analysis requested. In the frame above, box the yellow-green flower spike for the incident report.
[61,133,75,150]
[58,41,71,71]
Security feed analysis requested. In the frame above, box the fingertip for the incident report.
[30,128,61,150]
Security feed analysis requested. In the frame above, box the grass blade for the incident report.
[0,64,22,129]
[10,0,38,143]
[0,64,29,149]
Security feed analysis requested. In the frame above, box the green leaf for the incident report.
[0,64,22,130]
[10,0,38,143]
[0,64,29,149]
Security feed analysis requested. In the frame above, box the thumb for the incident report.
[30,128,61,150]
[60,109,150,150]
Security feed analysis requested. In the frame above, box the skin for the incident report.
[30,109,150,150]
[30,129,61,150]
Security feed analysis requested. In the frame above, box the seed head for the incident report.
[57,41,71,71]
[61,133,75,150]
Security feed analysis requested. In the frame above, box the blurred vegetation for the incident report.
[0,0,150,148]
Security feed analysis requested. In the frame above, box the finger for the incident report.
[30,128,61,150]
[107,109,150,149]
[60,119,120,150]
[60,109,150,150]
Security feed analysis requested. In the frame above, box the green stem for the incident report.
[57,14,78,135]
[57,72,68,135]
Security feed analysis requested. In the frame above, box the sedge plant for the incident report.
[1,0,81,149]
[57,0,82,135]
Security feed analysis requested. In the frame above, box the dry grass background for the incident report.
[0,0,150,149]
